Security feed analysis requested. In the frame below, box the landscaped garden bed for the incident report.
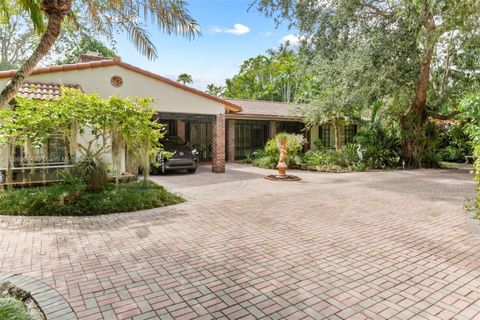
[0,180,184,216]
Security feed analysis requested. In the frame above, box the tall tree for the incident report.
[0,0,200,108]
[205,84,224,97]
[176,73,193,85]
[256,0,480,166]
[223,45,306,102]
[0,11,37,70]
[57,36,116,64]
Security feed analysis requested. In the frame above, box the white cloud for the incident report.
[210,26,223,34]
[260,31,272,37]
[225,23,250,35]
[280,34,303,46]
[210,23,250,36]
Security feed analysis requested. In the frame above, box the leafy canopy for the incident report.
[256,0,480,117]
[0,88,163,160]
[223,45,311,103]
[0,0,201,60]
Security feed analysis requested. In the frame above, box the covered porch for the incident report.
[152,112,226,173]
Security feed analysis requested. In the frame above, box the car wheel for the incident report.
[187,168,197,173]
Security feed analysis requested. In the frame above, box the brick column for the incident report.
[269,120,277,139]
[212,114,226,173]
[227,120,236,161]
[176,119,186,140]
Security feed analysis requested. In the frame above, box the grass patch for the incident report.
[0,298,33,320]
[0,180,184,216]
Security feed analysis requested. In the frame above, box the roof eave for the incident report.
[0,58,242,113]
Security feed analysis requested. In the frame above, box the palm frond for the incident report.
[83,0,200,60]
[124,18,158,60]
[142,0,200,39]
[20,0,45,33]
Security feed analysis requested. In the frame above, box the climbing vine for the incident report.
[0,88,163,184]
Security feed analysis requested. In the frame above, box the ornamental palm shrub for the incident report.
[71,153,109,192]
[354,123,400,169]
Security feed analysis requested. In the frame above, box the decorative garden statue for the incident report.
[265,135,301,182]
[277,137,288,178]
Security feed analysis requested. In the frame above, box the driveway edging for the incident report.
[0,272,76,320]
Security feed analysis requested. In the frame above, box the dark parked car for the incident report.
[150,136,199,174]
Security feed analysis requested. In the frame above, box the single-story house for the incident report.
[0,54,357,181]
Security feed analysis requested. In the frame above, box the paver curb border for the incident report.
[466,211,480,241]
[0,272,76,320]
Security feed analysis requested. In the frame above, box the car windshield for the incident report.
[162,136,185,145]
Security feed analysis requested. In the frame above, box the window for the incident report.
[319,124,333,148]
[14,136,67,167]
[344,124,357,144]
[276,121,304,135]
[235,120,268,159]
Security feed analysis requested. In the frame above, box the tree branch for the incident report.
[427,110,460,120]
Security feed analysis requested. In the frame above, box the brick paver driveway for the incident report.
[1,164,479,320]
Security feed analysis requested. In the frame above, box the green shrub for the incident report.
[439,145,465,163]
[0,298,33,320]
[67,153,109,192]
[0,180,184,216]
[475,145,480,219]
[302,145,365,172]
[354,123,400,169]
[253,133,306,169]
[439,124,471,163]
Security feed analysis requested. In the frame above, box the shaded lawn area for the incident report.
[0,180,184,216]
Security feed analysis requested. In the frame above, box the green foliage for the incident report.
[205,84,225,97]
[459,93,480,217]
[439,123,472,163]
[0,0,200,61]
[0,88,163,182]
[354,123,400,169]
[253,133,306,168]
[256,0,480,165]
[0,181,184,216]
[303,145,365,173]
[177,73,193,85]
[69,153,109,192]
[57,36,116,64]
[0,298,33,320]
[223,46,312,103]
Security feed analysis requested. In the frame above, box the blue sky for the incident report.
[113,0,298,90]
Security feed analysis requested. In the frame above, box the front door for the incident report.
[187,121,213,160]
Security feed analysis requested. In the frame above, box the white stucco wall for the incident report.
[0,64,227,174]
[309,125,319,150]
[0,65,226,115]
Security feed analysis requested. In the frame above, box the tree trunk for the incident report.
[6,140,14,185]
[400,5,436,167]
[0,10,64,108]
[332,117,341,152]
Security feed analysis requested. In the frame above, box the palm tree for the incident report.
[206,84,224,97]
[176,73,193,85]
[0,0,200,108]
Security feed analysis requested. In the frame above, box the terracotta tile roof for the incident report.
[0,57,242,112]
[18,81,81,100]
[225,99,302,119]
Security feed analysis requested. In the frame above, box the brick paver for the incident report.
[1,164,479,319]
